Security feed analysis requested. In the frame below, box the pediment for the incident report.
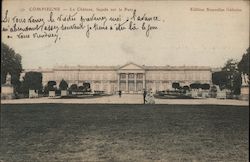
[119,62,144,70]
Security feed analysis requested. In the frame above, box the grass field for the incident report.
[0,104,249,162]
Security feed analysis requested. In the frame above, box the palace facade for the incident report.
[21,62,212,94]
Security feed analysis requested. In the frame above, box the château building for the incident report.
[21,62,212,94]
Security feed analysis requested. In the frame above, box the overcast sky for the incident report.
[2,0,249,69]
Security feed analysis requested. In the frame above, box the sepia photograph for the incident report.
[1,0,249,161]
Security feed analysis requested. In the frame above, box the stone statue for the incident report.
[5,73,12,85]
[1,73,14,99]
[241,73,249,86]
[240,73,249,100]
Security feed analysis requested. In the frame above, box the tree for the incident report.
[59,79,68,90]
[172,82,180,90]
[1,42,23,91]
[212,71,227,89]
[20,72,43,94]
[210,85,217,92]
[222,59,241,94]
[78,86,84,91]
[232,72,241,95]
[183,85,190,91]
[83,82,91,92]
[238,47,249,75]
[201,83,210,90]
[69,84,78,91]
[47,81,57,91]
[190,83,201,89]
[213,59,242,95]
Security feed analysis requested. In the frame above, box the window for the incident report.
[120,82,126,91]
[120,73,126,79]
[128,73,134,79]
[137,73,143,79]
[137,82,143,91]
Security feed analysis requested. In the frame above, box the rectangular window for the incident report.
[137,73,143,79]
[120,82,126,91]
[137,82,143,91]
[120,73,126,79]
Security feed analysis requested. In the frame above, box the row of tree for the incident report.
[44,80,91,92]
[172,82,210,91]
[18,71,91,94]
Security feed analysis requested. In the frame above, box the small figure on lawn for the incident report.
[118,90,122,98]
[143,89,147,104]
[145,89,155,104]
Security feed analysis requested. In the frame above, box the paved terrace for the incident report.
[1,94,249,106]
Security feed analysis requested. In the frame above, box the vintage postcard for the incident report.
[1,0,249,161]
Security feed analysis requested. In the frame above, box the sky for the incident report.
[2,0,249,69]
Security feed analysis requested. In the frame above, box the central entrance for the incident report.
[128,81,135,92]
[118,73,145,93]
[117,62,146,93]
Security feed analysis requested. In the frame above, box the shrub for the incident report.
[172,82,180,90]
[59,79,68,90]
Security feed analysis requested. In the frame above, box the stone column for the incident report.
[143,73,146,89]
[117,73,120,91]
[160,81,163,91]
[126,73,129,92]
[108,80,111,94]
[134,73,137,92]
[153,81,156,92]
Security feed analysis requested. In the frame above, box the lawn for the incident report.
[0,104,249,162]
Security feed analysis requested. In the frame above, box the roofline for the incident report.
[118,62,145,69]
[22,63,212,72]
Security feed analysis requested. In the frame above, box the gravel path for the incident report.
[1,94,248,106]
